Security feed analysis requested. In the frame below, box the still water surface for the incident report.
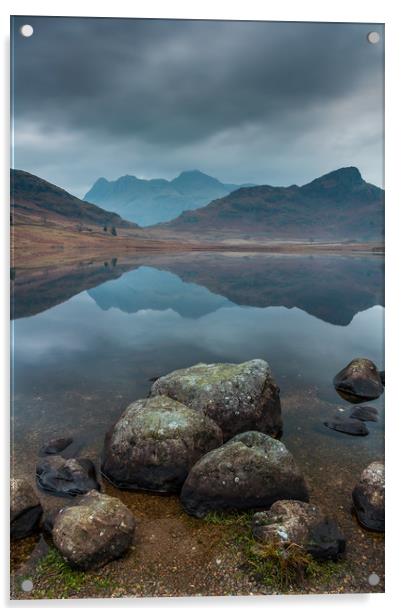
[11,252,384,501]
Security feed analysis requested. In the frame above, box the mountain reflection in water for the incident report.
[11,252,383,325]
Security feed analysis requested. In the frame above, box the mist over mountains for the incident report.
[84,170,254,226]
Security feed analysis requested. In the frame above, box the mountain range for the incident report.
[84,170,253,226]
[11,167,385,265]
[11,169,137,230]
[10,169,190,267]
[158,167,384,242]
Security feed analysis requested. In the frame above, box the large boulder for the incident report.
[180,431,309,518]
[52,490,135,570]
[101,395,223,493]
[11,478,43,539]
[352,461,384,532]
[252,500,346,561]
[333,358,384,403]
[150,359,282,440]
[36,456,100,496]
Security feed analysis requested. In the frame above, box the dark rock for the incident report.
[252,500,346,561]
[101,395,223,493]
[39,436,73,456]
[349,405,378,422]
[324,418,369,436]
[180,431,309,518]
[333,358,383,402]
[52,490,135,570]
[150,359,282,440]
[36,455,100,496]
[11,478,43,539]
[352,461,384,532]
[41,504,67,533]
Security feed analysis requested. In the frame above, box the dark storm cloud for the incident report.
[11,17,384,195]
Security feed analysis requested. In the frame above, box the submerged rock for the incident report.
[39,436,73,456]
[150,359,282,440]
[349,405,378,422]
[324,418,369,436]
[252,500,346,561]
[36,455,100,496]
[11,478,43,539]
[333,358,383,402]
[352,461,384,532]
[52,490,135,570]
[180,431,309,518]
[101,395,223,493]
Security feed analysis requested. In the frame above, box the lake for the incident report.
[11,251,385,590]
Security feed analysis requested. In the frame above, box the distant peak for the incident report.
[175,170,211,179]
[92,176,109,187]
[182,169,203,175]
[303,166,363,190]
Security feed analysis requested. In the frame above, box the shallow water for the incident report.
[11,251,384,463]
[10,251,385,593]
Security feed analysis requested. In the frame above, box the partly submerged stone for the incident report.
[352,461,384,532]
[324,418,369,436]
[349,405,379,422]
[150,359,282,440]
[180,431,309,518]
[36,455,100,496]
[333,358,383,403]
[252,500,346,561]
[39,436,73,456]
[11,478,43,539]
[101,395,223,493]
[52,490,135,570]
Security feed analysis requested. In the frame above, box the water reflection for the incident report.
[12,252,384,325]
[11,252,384,495]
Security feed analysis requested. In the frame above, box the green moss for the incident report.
[34,548,86,595]
[30,547,117,599]
[203,511,254,527]
[205,514,348,593]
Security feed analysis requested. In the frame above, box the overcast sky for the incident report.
[11,17,384,197]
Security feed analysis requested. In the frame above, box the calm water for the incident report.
[11,252,384,498]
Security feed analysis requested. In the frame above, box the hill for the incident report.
[158,167,384,242]
[10,169,194,266]
[11,169,138,230]
[84,170,253,226]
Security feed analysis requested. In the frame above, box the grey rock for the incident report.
[180,431,309,518]
[52,490,135,570]
[39,436,73,456]
[252,500,346,561]
[352,461,384,532]
[101,395,223,493]
[333,358,383,402]
[36,455,100,496]
[151,359,282,440]
[349,405,378,422]
[11,478,43,539]
[324,418,369,436]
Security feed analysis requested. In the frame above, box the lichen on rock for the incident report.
[101,395,223,493]
[150,359,282,440]
[180,431,309,518]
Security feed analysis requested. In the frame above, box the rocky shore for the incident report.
[10,357,385,598]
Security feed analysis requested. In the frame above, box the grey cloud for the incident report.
[11,17,384,194]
